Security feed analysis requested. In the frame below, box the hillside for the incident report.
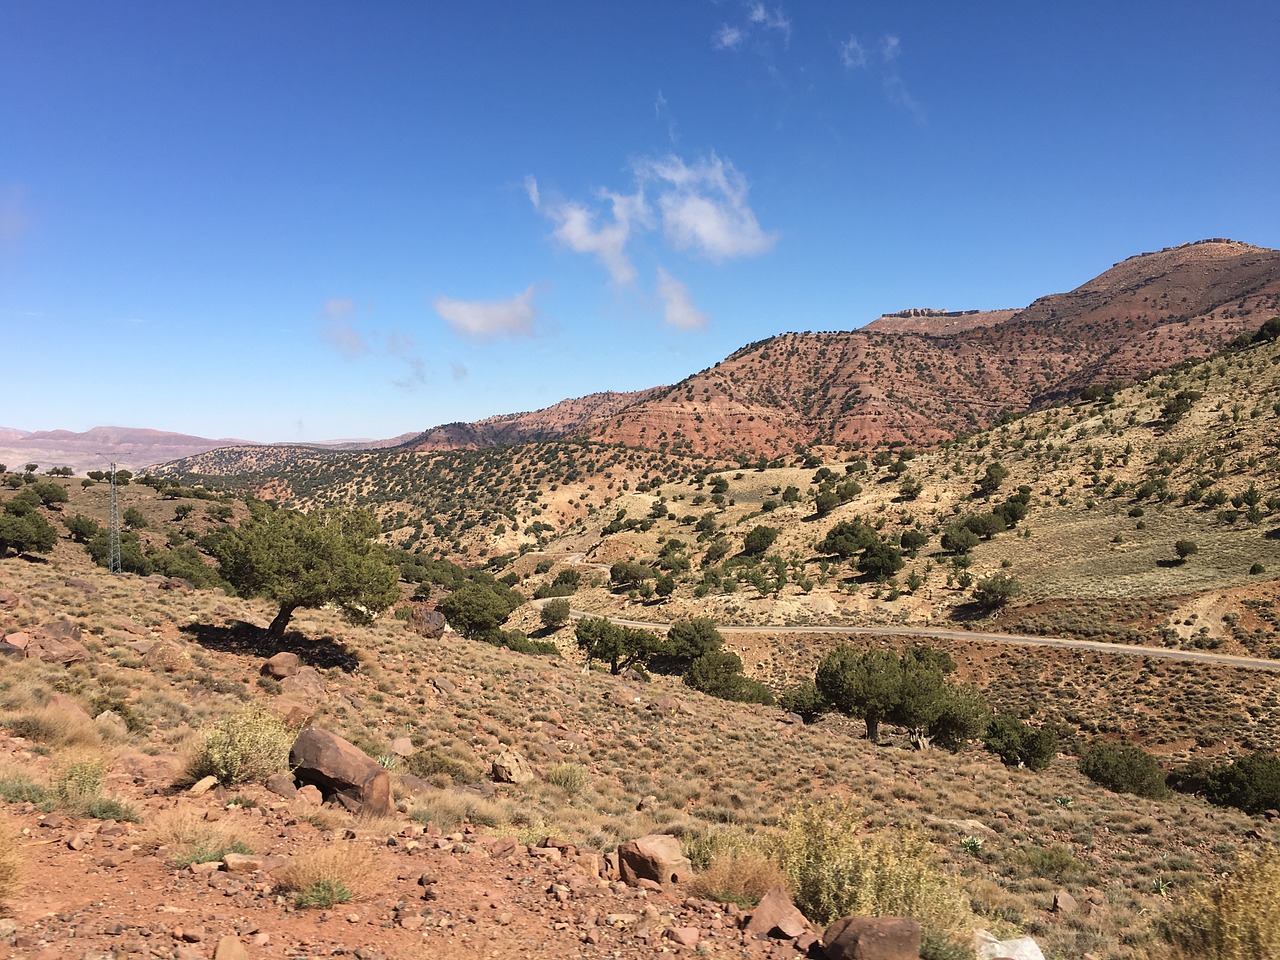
[1,516,1278,959]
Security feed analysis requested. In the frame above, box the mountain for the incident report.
[401,389,661,452]
[0,426,260,474]
[381,239,1280,460]
[581,239,1280,457]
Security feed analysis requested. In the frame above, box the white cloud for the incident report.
[319,298,369,360]
[748,3,791,41]
[526,176,647,285]
[434,285,538,340]
[636,153,776,261]
[656,267,707,331]
[839,35,867,69]
[880,34,902,61]
[713,24,743,49]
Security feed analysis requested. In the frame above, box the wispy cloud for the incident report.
[317,298,428,389]
[451,362,468,381]
[319,299,370,359]
[839,31,924,121]
[636,153,776,261]
[713,24,743,50]
[656,267,707,331]
[526,176,647,285]
[434,285,538,340]
[713,3,790,54]
[838,35,866,69]
[747,3,791,42]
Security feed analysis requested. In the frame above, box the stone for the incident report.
[296,785,323,806]
[189,775,220,797]
[212,935,251,960]
[47,693,93,722]
[744,885,814,941]
[824,917,922,960]
[646,697,681,716]
[222,853,265,873]
[24,631,90,666]
[2,631,32,650]
[261,652,300,679]
[432,676,456,695]
[143,640,193,673]
[617,834,692,887]
[264,773,298,799]
[1052,889,1077,915]
[391,737,415,757]
[289,727,395,817]
[0,641,22,659]
[666,926,701,947]
[271,697,314,728]
[279,667,325,699]
[974,930,1046,960]
[490,750,535,785]
[94,710,130,741]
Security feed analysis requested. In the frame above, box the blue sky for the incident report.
[3,2,1278,442]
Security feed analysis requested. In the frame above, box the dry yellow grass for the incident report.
[143,807,262,865]
[274,843,384,903]
[1157,845,1280,960]
[0,816,21,903]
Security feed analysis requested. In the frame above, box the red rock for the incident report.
[666,926,701,947]
[744,885,814,940]
[617,835,691,887]
[289,727,394,817]
[261,651,300,678]
[824,916,922,960]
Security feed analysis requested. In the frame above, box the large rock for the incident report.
[490,750,535,785]
[24,633,89,666]
[744,885,815,941]
[289,728,394,817]
[261,652,300,679]
[824,917,922,960]
[617,834,692,887]
[279,667,325,698]
[974,930,1046,960]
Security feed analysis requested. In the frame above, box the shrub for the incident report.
[539,598,571,631]
[1204,751,1280,814]
[545,762,588,795]
[684,830,785,908]
[54,754,105,810]
[0,818,19,903]
[1160,845,1280,959]
[1079,741,1169,798]
[777,802,975,959]
[983,715,1058,771]
[779,681,828,722]
[275,844,381,907]
[145,808,258,867]
[186,704,296,786]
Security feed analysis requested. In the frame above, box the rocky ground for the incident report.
[1,736,806,960]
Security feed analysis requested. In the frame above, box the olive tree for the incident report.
[215,504,400,639]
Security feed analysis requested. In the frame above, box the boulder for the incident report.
[824,917,922,960]
[270,697,314,728]
[974,930,1046,960]
[2,631,32,650]
[46,694,92,723]
[24,632,89,666]
[617,834,692,887]
[279,667,325,698]
[93,710,131,741]
[404,604,447,639]
[646,697,682,716]
[432,676,456,696]
[1052,889,1077,915]
[491,751,535,785]
[289,727,394,817]
[142,641,193,673]
[261,652,300,679]
[391,737,415,758]
[264,773,298,799]
[744,885,815,941]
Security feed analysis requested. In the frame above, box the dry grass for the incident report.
[684,830,785,907]
[274,843,384,905]
[143,807,260,866]
[1157,845,1280,960]
[184,702,296,786]
[0,815,21,903]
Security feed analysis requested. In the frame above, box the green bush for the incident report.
[983,715,1058,771]
[1204,751,1280,814]
[1079,741,1169,798]
[778,802,975,959]
[545,762,588,795]
[186,704,296,785]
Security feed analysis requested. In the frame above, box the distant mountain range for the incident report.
[0,426,417,474]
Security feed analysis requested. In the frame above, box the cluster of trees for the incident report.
[786,645,988,749]
[575,616,773,705]
[941,485,1032,554]
[0,488,60,557]
[815,517,904,581]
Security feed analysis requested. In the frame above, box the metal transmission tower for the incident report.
[108,462,122,573]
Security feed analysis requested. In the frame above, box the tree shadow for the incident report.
[179,619,361,672]
[1155,558,1185,568]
